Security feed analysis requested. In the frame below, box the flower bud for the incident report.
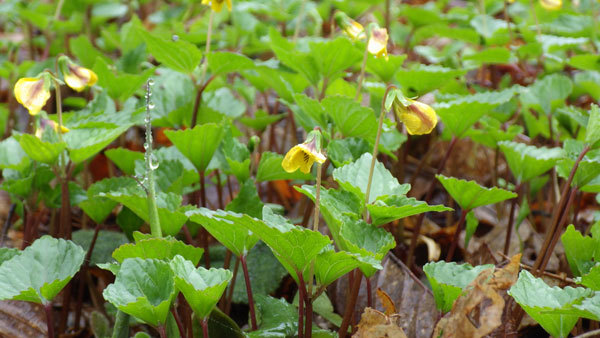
[335,11,366,40]
[14,74,52,116]
[58,56,97,92]
[393,98,438,135]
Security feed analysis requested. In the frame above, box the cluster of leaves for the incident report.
[1,0,600,337]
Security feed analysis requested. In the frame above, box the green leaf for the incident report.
[256,151,314,182]
[520,74,573,115]
[208,52,254,76]
[0,248,20,266]
[465,117,523,149]
[568,54,600,72]
[462,47,511,66]
[498,141,564,183]
[333,153,410,204]
[105,148,144,175]
[580,265,600,291]
[423,261,494,313]
[366,54,407,83]
[92,57,155,103]
[142,32,202,74]
[0,137,30,171]
[309,37,362,81]
[0,236,85,304]
[322,96,378,143]
[79,177,132,224]
[367,194,451,226]
[187,208,260,258]
[164,123,224,172]
[239,207,331,282]
[585,105,600,148]
[437,175,517,210]
[239,110,286,132]
[557,139,600,188]
[70,34,111,69]
[222,128,251,182]
[225,179,264,219]
[103,258,176,327]
[508,270,592,338]
[434,89,515,137]
[112,237,203,265]
[247,295,297,338]
[269,28,319,85]
[396,65,466,97]
[72,230,129,267]
[170,255,232,319]
[16,134,66,165]
[338,217,395,277]
[293,93,328,129]
[65,125,132,164]
[310,247,363,287]
[561,224,600,277]
[327,137,371,168]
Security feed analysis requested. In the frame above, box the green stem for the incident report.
[144,80,162,238]
[306,163,323,302]
[53,0,65,21]
[198,10,214,90]
[363,85,395,220]
[111,310,130,338]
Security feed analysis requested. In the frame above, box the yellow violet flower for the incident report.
[58,56,97,92]
[282,130,326,174]
[35,119,69,139]
[367,27,389,60]
[540,0,561,9]
[393,98,438,135]
[14,75,52,116]
[335,12,366,40]
[202,0,232,12]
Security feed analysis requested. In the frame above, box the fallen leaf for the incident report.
[354,307,407,338]
[376,288,396,315]
[433,254,522,338]
[0,300,47,338]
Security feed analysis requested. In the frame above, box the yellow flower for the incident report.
[335,12,366,40]
[367,28,388,60]
[35,119,69,139]
[202,0,232,12]
[282,144,326,174]
[540,0,561,10]
[393,99,438,135]
[14,76,51,116]
[59,57,97,92]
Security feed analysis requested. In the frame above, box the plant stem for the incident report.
[306,163,323,302]
[293,0,308,42]
[75,222,102,329]
[446,209,469,262]
[199,171,210,268]
[225,257,240,315]
[198,10,214,88]
[338,269,362,338]
[111,310,130,338]
[355,38,371,102]
[240,254,257,331]
[171,307,186,338]
[407,136,458,268]
[144,80,162,238]
[503,184,522,255]
[364,85,396,220]
[298,271,305,338]
[297,272,312,338]
[44,303,55,338]
[190,75,215,128]
[201,317,209,338]
[157,325,167,338]
[385,0,391,32]
[366,277,373,308]
[53,0,65,21]
[532,145,589,274]
[539,188,577,272]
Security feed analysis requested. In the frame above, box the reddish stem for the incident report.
[240,255,258,330]
[44,303,55,338]
[171,306,186,338]
[446,209,469,262]
[338,269,362,338]
[503,184,522,255]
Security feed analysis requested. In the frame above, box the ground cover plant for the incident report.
[0,0,599,337]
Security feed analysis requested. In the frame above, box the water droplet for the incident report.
[148,102,155,109]
[150,155,160,170]
[144,142,150,150]
[148,79,155,86]
[172,35,179,42]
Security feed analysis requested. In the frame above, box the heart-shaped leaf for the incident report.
[164,123,224,172]
[436,175,517,210]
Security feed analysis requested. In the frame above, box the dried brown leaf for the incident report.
[354,307,407,338]
[433,254,522,338]
[376,288,396,315]
[0,300,47,338]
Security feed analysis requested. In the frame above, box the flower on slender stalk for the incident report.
[335,11,365,40]
[540,0,561,10]
[282,129,326,174]
[14,74,52,116]
[58,56,97,92]
[201,0,232,12]
[393,97,438,135]
[367,27,389,60]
